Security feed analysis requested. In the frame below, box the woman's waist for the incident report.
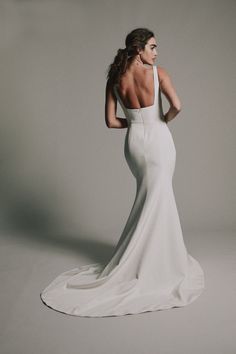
[126,110,164,125]
[128,117,166,126]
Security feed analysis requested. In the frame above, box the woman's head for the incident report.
[106,27,157,85]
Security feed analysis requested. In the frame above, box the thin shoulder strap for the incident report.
[153,65,158,104]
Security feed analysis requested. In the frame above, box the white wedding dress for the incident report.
[40,65,205,317]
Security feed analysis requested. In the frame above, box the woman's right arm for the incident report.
[158,66,182,123]
[105,79,128,129]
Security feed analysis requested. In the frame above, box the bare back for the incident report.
[114,65,156,110]
[105,64,181,128]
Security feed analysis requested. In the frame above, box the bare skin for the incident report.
[105,36,181,128]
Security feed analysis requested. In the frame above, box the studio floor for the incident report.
[0,229,235,354]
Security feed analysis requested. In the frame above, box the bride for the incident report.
[40,27,205,318]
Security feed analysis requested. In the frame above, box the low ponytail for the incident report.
[106,47,129,86]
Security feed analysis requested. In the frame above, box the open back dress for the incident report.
[40,64,205,317]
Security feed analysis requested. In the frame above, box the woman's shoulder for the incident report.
[157,65,171,84]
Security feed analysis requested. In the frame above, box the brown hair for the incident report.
[106,27,155,86]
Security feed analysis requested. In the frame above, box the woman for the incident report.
[40,28,205,318]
